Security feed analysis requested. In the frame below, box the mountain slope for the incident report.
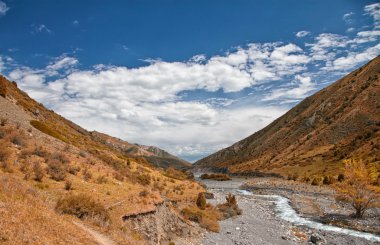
[194,56,380,178]
[0,75,203,244]
[90,131,191,169]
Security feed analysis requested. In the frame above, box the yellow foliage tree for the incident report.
[335,159,380,218]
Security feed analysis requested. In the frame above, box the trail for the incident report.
[73,221,117,245]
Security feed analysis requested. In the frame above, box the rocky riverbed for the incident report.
[199,177,380,245]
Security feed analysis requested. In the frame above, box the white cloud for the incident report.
[0,1,9,15]
[343,12,355,24]
[346,27,355,33]
[364,3,380,29]
[32,24,52,34]
[264,75,315,101]
[296,30,310,38]
[325,43,380,71]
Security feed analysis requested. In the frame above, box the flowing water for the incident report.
[236,189,380,243]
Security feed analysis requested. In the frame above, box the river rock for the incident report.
[310,233,324,244]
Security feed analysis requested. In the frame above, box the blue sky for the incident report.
[0,1,379,162]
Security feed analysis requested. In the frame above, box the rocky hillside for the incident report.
[194,56,380,178]
[0,75,203,244]
[90,132,191,170]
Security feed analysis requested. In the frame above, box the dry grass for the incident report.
[181,205,221,232]
[0,175,95,244]
[56,193,110,226]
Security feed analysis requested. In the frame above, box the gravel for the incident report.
[199,178,379,245]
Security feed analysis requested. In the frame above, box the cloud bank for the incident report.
[1,3,380,161]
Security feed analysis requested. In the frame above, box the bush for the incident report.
[82,168,92,181]
[323,176,333,185]
[196,192,207,210]
[64,180,73,190]
[33,162,45,182]
[55,194,109,226]
[136,173,151,186]
[338,173,344,182]
[0,118,8,126]
[67,165,81,175]
[33,146,48,157]
[47,160,66,181]
[96,175,108,184]
[200,173,231,181]
[217,193,242,219]
[139,190,149,197]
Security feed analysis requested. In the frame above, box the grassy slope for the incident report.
[0,76,204,244]
[195,56,380,179]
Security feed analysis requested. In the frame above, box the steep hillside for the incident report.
[91,131,191,169]
[195,56,380,178]
[0,75,203,244]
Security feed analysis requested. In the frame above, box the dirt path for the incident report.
[73,221,117,245]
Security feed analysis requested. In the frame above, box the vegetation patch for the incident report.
[30,120,67,143]
[200,173,231,181]
[55,194,110,226]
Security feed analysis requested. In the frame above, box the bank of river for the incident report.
[199,177,380,245]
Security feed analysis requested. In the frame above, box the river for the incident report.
[199,177,380,245]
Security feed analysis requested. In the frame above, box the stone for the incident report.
[310,233,323,244]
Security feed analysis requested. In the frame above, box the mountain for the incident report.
[90,131,191,169]
[0,75,202,244]
[194,56,380,178]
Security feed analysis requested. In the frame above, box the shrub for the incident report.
[82,168,92,181]
[64,180,73,190]
[96,175,108,184]
[0,146,11,163]
[67,165,81,175]
[10,134,26,147]
[136,173,151,186]
[196,192,206,210]
[47,160,66,181]
[323,176,333,185]
[33,146,48,157]
[217,193,242,219]
[33,162,45,182]
[139,190,149,197]
[0,118,8,126]
[200,173,231,181]
[55,194,109,226]
[338,173,344,182]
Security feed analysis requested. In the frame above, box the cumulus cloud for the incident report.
[365,3,380,29]
[296,31,310,38]
[264,75,315,101]
[0,1,9,15]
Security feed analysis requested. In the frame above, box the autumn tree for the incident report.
[335,159,380,218]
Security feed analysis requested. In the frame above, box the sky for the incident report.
[0,1,379,162]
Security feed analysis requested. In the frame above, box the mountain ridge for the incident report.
[194,56,380,178]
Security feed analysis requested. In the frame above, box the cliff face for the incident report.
[194,56,380,177]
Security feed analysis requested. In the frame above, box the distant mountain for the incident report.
[90,131,191,169]
[194,56,380,178]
